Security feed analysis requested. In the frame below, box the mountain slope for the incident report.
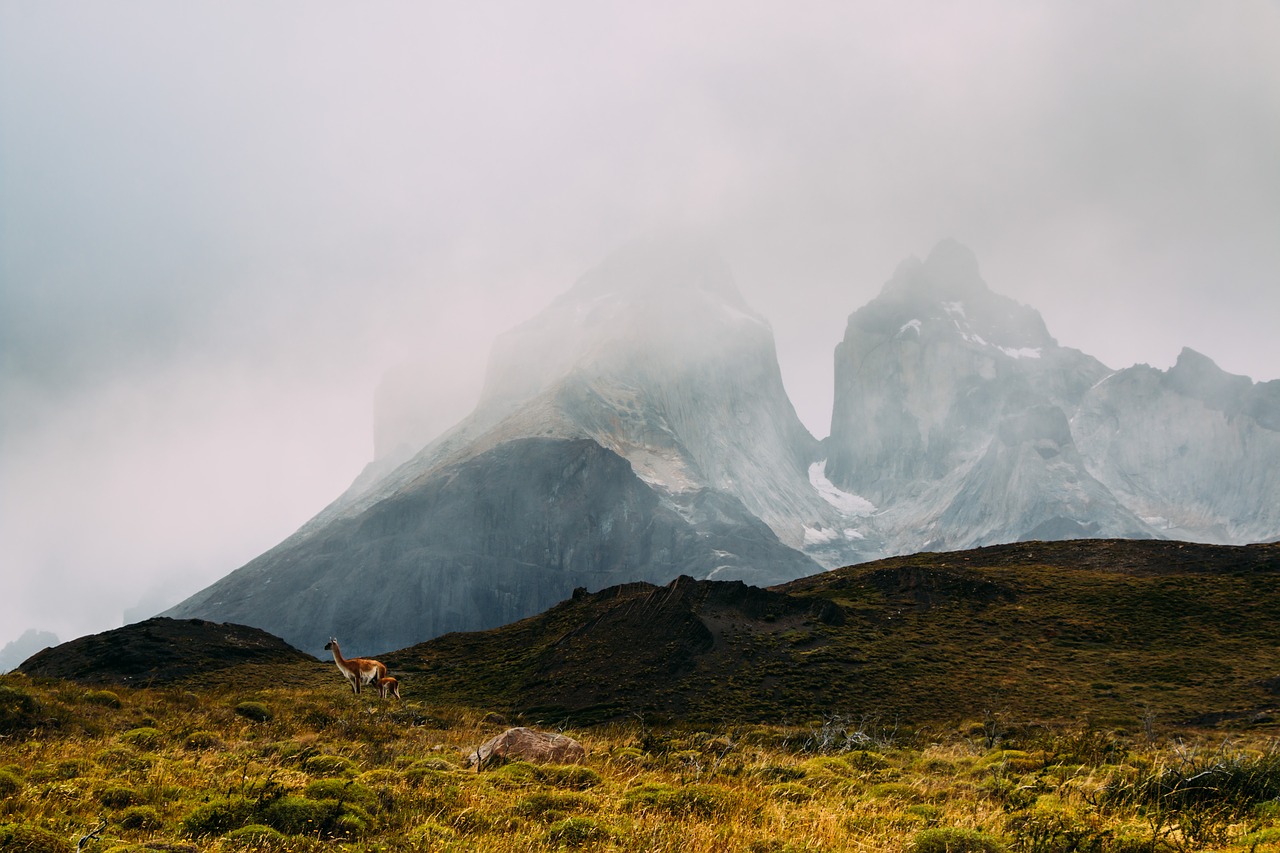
[167,238,834,654]
[1074,348,1280,543]
[384,539,1280,726]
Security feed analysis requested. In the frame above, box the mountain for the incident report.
[0,629,58,674]
[383,539,1280,725]
[166,236,844,655]
[1073,348,1280,543]
[167,237,1280,655]
[822,240,1277,552]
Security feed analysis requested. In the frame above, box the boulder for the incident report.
[469,727,586,769]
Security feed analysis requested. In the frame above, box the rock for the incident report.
[469,727,586,769]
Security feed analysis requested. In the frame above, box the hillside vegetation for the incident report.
[5,538,1279,851]
[5,670,1280,852]
[386,539,1280,728]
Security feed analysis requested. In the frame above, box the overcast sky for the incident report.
[2,1,1278,651]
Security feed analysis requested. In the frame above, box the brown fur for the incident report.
[324,638,387,695]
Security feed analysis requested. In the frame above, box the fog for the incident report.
[2,2,1278,650]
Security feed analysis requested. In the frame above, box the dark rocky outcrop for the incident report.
[18,617,311,685]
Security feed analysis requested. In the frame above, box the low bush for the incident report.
[118,805,162,830]
[0,770,20,800]
[234,701,273,723]
[223,823,288,847]
[303,778,378,810]
[0,686,42,736]
[543,815,610,847]
[912,827,1007,853]
[83,690,122,709]
[99,786,143,808]
[119,727,163,749]
[513,791,597,821]
[0,822,73,853]
[184,729,222,750]
[536,764,601,790]
[182,797,256,837]
[768,782,813,803]
[622,782,733,818]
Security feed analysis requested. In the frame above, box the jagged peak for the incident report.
[853,241,1053,352]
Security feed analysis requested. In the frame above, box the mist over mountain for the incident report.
[166,238,1280,654]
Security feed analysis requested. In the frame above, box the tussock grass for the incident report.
[3,672,1280,852]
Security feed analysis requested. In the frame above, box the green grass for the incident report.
[3,671,1280,852]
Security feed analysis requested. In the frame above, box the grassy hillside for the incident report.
[385,540,1280,729]
[5,669,1280,852]
[4,539,1280,851]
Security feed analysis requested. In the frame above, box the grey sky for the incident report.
[2,1,1278,647]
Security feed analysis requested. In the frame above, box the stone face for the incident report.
[1073,353,1280,543]
[469,727,586,768]
[167,437,819,655]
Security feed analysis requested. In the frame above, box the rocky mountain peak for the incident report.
[860,239,1053,354]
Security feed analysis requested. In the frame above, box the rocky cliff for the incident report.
[824,240,1276,552]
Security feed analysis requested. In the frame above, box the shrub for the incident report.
[544,815,610,847]
[49,759,93,780]
[622,782,733,818]
[0,822,73,853]
[0,686,42,736]
[184,730,222,750]
[868,782,922,802]
[84,690,122,709]
[182,797,255,837]
[118,805,162,830]
[513,791,597,821]
[258,795,369,838]
[406,821,456,846]
[223,824,287,847]
[303,779,377,810]
[99,786,143,808]
[234,702,273,723]
[768,782,813,803]
[536,764,602,790]
[358,768,400,786]
[0,770,20,800]
[96,747,151,773]
[404,766,452,788]
[912,827,1007,853]
[119,727,163,749]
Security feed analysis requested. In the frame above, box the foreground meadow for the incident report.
[2,672,1280,853]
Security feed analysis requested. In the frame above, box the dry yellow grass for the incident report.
[2,673,1280,853]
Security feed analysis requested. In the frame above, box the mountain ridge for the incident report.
[165,237,1280,654]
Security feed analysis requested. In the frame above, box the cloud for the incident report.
[2,1,1278,645]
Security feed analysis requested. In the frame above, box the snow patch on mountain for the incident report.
[809,461,876,516]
